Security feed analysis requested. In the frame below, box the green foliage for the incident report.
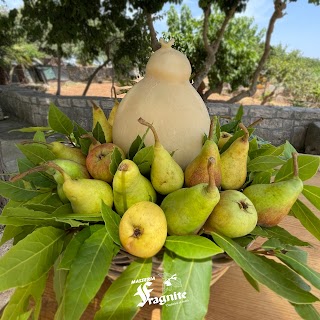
[163,4,263,93]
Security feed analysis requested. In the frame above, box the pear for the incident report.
[108,98,119,126]
[218,132,233,150]
[220,123,249,190]
[47,162,113,214]
[112,159,157,215]
[138,118,184,195]
[203,190,257,238]
[184,117,221,187]
[161,157,220,236]
[49,141,87,166]
[243,153,303,227]
[119,201,167,258]
[92,100,112,143]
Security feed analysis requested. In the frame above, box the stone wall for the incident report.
[1,85,320,152]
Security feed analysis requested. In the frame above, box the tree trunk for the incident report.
[193,2,239,90]
[56,46,62,96]
[146,12,160,52]
[227,0,287,104]
[0,67,8,85]
[82,59,110,96]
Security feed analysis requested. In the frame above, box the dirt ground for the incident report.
[45,80,291,106]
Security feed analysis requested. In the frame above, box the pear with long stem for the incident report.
[138,117,184,195]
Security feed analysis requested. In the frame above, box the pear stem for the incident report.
[208,117,215,140]
[292,152,299,178]
[206,157,217,193]
[248,117,264,128]
[239,123,249,142]
[138,117,160,146]
[80,134,100,146]
[91,100,100,111]
[10,165,48,182]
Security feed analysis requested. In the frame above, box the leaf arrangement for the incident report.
[0,103,320,319]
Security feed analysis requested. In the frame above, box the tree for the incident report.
[163,4,263,100]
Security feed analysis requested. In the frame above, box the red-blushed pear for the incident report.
[220,123,249,190]
[119,201,167,258]
[85,143,125,183]
[161,157,220,236]
[184,117,221,187]
[203,190,257,238]
[243,153,303,227]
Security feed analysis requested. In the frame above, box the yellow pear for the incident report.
[92,101,112,143]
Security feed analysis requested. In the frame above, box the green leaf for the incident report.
[56,227,114,320]
[251,171,272,184]
[16,143,56,165]
[220,120,240,135]
[9,126,52,133]
[162,251,212,320]
[211,232,318,304]
[54,256,68,304]
[291,200,320,241]
[165,235,224,259]
[251,225,310,246]
[242,269,260,292]
[247,155,285,172]
[109,147,124,176]
[0,225,23,245]
[277,252,320,290]
[0,180,45,202]
[17,158,56,188]
[0,226,65,291]
[0,273,47,320]
[101,201,121,245]
[249,137,258,153]
[283,141,297,160]
[292,303,320,320]
[128,135,145,159]
[95,259,152,320]
[220,128,254,154]
[74,123,91,154]
[275,155,320,182]
[92,122,106,144]
[33,130,46,142]
[48,102,74,135]
[302,185,320,211]
[234,105,243,121]
[59,226,102,270]
[133,146,154,175]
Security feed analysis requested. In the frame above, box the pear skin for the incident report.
[220,123,249,190]
[113,159,157,215]
[50,142,86,166]
[218,132,233,150]
[108,98,119,126]
[161,157,220,235]
[204,190,257,238]
[138,118,184,195]
[92,101,112,143]
[119,201,167,258]
[243,153,303,227]
[47,162,113,214]
[185,117,221,187]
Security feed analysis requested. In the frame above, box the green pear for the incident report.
[112,159,157,215]
[92,101,112,143]
[218,132,233,150]
[138,118,184,195]
[243,153,303,227]
[204,190,257,238]
[49,141,87,166]
[161,157,220,236]
[47,162,113,214]
[119,201,167,258]
[220,123,249,190]
[184,117,221,187]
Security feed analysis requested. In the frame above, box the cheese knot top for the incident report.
[145,38,191,82]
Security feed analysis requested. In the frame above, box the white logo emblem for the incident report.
[134,281,154,307]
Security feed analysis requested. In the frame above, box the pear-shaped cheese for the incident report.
[112,39,210,169]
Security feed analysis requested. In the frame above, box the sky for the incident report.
[4,0,320,59]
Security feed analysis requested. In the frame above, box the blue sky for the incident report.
[5,0,320,59]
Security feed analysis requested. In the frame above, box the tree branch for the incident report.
[227,0,287,104]
[193,1,239,90]
[146,12,160,52]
